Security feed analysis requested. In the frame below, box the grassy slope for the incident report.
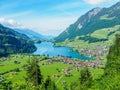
[55,25,120,54]
[0,55,104,90]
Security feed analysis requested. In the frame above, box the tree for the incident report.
[70,82,79,90]
[1,80,12,90]
[105,34,120,75]
[25,56,42,90]
[79,68,93,90]
[100,34,120,89]
[62,81,69,90]
[42,76,57,90]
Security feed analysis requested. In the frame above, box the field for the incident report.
[55,25,120,50]
[0,54,104,90]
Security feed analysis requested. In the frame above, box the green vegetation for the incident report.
[0,54,104,90]
[100,34,120,89]
[1,26,119,89]
[0,2,120,89]
[0,24,36,56]
[55,2,120,42]
[55,24,120,63]
[42,76,57,90]
[0,33,120,89]
[25,57,42,90]
[73,34,120,90]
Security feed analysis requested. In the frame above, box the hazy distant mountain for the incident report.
[55,2,120,42]
[15,29,54,41]
[0,24,36,56]
[0,19,54,41]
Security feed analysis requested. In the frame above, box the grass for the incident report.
[40,62,70,77]
[90,68,104,80]
[0,55,28,73]
[100,14,115,20]
[55,25,120,47]
[0,54,104,90]
[91,25,120,39]
[4,71,26,85]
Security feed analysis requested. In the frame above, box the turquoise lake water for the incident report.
[34,42,91,60]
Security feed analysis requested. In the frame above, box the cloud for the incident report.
[0,18,23,28]
[84,0,111,5]
[0,17,78,36]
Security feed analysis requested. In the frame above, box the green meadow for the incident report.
[0,54,104,90]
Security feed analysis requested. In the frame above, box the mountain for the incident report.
[15,29,54,41]
[55,2,120,42]
[0,19,54,41]
[0,24,36,56]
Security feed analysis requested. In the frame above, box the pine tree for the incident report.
[25,56,42,90]
[104,34,120,76]
[42,76,57,90]
[101,34,120,89]
[79,68,93,90]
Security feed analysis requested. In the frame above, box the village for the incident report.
[40,44,109,77]
[0,44,109,79]
[79,45,109,58]
[41,56,104,77]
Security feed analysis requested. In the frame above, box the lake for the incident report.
[33,42,91,60]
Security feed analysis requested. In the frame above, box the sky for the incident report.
[0,0,120,36]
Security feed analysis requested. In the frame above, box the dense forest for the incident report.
[0,24,36,56]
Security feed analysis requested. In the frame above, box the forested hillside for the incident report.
[55,2,120,42]
[0,24,36,56]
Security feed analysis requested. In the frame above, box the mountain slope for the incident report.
[15,29,54,40]
[55,2,120,42]
[0,24,36,56]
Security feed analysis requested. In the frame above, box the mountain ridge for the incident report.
[15,28,54,41]
[0,24,36,56]
[55,2,120,42]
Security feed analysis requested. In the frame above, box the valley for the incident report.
[0,54,104,90]
[55,25,120,66]
[0,1,120,90]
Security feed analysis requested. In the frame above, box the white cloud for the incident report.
[0,18,5,22]
[0,17,77,36]
[0,18,23,28]
[84,0,111,5]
